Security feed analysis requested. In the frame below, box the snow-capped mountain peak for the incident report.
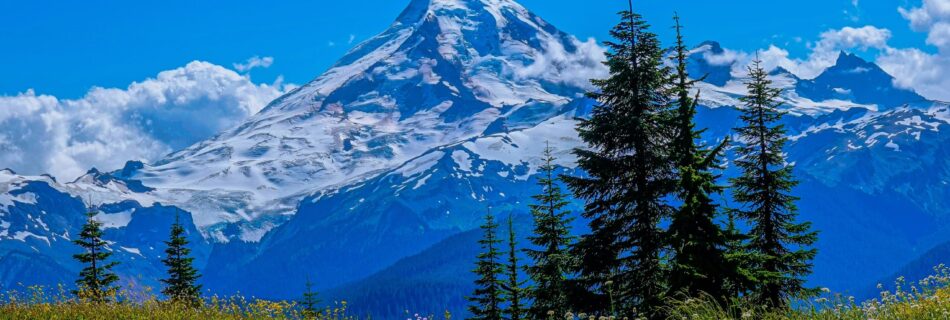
[123,0,604,241]
[692,43,926,115]
[796,52,925,110]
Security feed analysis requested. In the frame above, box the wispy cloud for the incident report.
[348,34,356,44]
[233,56,274,73]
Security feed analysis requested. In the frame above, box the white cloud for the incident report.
[926,22,950,51]
[899,0,950,31]
[874,0,950,101]
[348,34,357,44]
[702,47,745,66]
[0,61,293,180]
[328,41,337,47]
[511,36,608,90]
[233,56,274,73]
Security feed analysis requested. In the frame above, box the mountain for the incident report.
[797,52,926,109]
[0,168,208,293]
[690,43,926,115]
[2,0,950,317]
[688,41,734,87]
[117,0,604,245]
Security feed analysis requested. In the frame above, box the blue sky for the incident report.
[0,0,935,98]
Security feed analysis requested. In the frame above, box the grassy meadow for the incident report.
[5,266,950,319]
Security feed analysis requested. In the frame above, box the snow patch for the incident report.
[452,150,473,172]
[94,210,134,229]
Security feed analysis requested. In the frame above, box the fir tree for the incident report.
[723,209,755,299]
[161,210,202,304]
[502,215,526,320]
[468,209,505,320]
[564,5,676,319]
[301,276,321,316]
[665,15,734,303]
[525,144,575,319]
[72,210,120,302]
[731,59,818,308]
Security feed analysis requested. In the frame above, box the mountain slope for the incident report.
[0,169,208,292]
[691,43,926,115]
[125,0,605,243]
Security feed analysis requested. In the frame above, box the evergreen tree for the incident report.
[161,211,202,304]
[72,210,120,302]
[564,5,676,319]
[731,59,818,308]
[503,215,527,320]
[301,276,321,316]
[665,15,734,303]
[525,144,574,319]
[723,209,755,299]
[468,209,505,320]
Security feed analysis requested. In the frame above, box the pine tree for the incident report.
[301,276,321,316]
[525,144,575,319]
[161,210,202,304]
[503,215,526,320]
[665,15,734,303]
[564,5,676,319]
[468,209,505,320]
[72,210,120,302]
[722,209,755,299]
[731,59,818,308]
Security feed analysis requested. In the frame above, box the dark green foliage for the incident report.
[161,211,202,304]
[723,210,756,298]
[468,210,505,320]
[72,211,120,302]
[564,7,676,318]
[665,15,734,304]
[503,216,526,320]
[525,145,575,319]
[731,60,818,308]
[301,276,321,316]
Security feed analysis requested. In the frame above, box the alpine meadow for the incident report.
[4,0,950,319]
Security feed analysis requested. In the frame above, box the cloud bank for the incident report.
[0,61,294,180]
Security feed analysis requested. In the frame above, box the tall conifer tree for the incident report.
[503,215,526,320]
[731,59,818,308]
[564,3,676,318]
[72,210,120,302]
[525,144,574,319]
[161,211,202,304]
[301,276,321,316]
[468,210,505,320]
[665,15,733,303]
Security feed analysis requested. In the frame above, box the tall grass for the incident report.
[666,264,950,320]
[0,283,360,320]
[7,266,950,319]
